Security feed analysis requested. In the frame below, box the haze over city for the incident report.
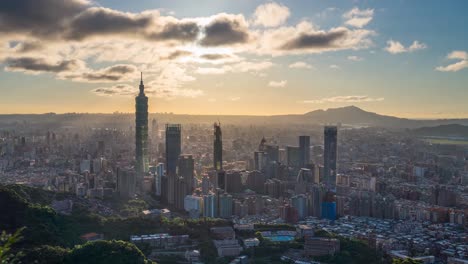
[0,0,467,118]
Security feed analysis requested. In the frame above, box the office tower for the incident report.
[286,146,300,168]
[203,193,217,218]
[178,154,194,193]
[201,174,210,195]
[254,151,267,171]
[213,122,223,170]
[175,177,188,209]
[166,124,181,205]
[295,168,312,194]
[321,191,336,220]
[165,124,181,175]
[299,136,310,168]
[225,171,242,193]
[135,73,149,182]
[218,193,233,218]
[117,168,136,198]
[291,194,308,220]
[246,171,265,194]
[323,126,337,190]
[153,163,164,196]
[264,144,279,163]
[217,170,226,191]
[309,185,324,218]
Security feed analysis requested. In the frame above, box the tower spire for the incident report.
[139,72,144,94]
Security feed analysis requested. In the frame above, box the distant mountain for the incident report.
[302,105,415,127]
[411,124,468,138]
[0,106,468,128]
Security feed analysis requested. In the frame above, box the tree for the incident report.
[0,228,24,264]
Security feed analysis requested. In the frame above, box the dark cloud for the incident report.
[200,16,250,46]
[279,29,347,50]
[200,54,231,60]
[65,7,151,40]
[0,0,199,43]
[92,84,135,96]
[164,50,192,60]
[147,22,200,42]
[4,57,81,72]
[0,0,88,37]
[67,64,137,82]
[12,41,44,53]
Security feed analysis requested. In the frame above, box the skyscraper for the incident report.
[323,126,337,190]
[213,122,222,170]
[135,73,149,183]
[299,136,310,168]
[165,124,181,205]
[166,124,181,175]
[178,154,194,193]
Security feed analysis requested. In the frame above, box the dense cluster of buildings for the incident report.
[1,76,467,263]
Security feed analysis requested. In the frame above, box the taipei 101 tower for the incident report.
[135,72,149,183]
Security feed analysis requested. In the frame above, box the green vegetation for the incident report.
[424,138,468,145]
[0,228,24,264]
[392,259,422,264]
[21,240,153,264]
[313,237,383,264]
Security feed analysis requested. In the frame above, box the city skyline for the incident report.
[0,0,467,118]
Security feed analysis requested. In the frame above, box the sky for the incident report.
[0,0,467,118]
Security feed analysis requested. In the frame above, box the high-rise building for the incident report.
[203,193,217,218]
[216,170,226,191]
[323,126,337,190]
[178,154,194,193]
[166,124,182,175]
[201,174,210,195]
[286,146,300,168]
[225,171,243,193]
[218,193,233,218]
[117,167,136,198]
[291,194,308,220]
[213,122,223,170]
[166,124,181,205]
[299,136,310,168]
[135,73,149,183]
[153,163,164,196]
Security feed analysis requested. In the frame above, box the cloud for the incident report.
[253,2,290,27]
[11,41,44,53]
[92,84,136,96]
[302,95,384,103]
[385,40,427,54]
[435,50,468,72]
[343,7,374,28]
[200,53,232,60]
[258,21,375,55]
[163,50,192,60]
[329,64,340,69]
[199,14,251,46]
[65,64,138,82]
[195,61,274,75]
[4,57,84,73]
[289,61,313,69]
[268,80,287,87]
[229,97,241,101]
[347,55,363,61]
[0,0,200,44]
[0,0,89,38]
